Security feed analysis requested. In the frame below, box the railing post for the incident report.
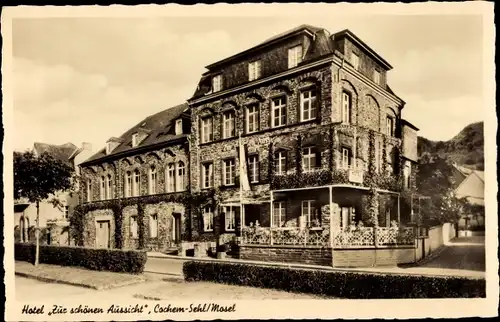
[373,227,378,248]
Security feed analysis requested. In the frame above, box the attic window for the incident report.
[288,45,303,69]
[175,119,183,135]
[106,142,112,155]
[132,133,139,147]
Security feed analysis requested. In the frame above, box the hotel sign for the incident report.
[348,168,364,184]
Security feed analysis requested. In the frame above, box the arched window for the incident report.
[177,161,186,191]
[100,176,106,200]
[133,169,140,197]
[149,165,157,195]
[166,163,175,192]
[124,171,133,197]
[87,179,92,202]
[106,174,112,199]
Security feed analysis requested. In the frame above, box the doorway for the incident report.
[96,220,110,248]
[172,213,181,244]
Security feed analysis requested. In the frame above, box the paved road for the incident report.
[419,236,485,271]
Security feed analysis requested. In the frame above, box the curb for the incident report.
[15,272,146,290]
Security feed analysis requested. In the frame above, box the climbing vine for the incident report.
[296,134,303,174]
[137,202,146,249]
[268,142,275,181]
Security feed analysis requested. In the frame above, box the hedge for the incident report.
[15,243,147,274]
[183,261,485,299]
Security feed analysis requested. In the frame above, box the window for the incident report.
[288,45,303,68]
[342,92,351,124]
[130,216,138,238]
[386,117,394,136]
[223,206,236,231]
[303,147,317,172]
[341,148,352,169]
[300,89,318,121]
[166,163,175,192]
[275,151,287,175]
[222,159,235,186]
[404,162,411,189]
[133,169,140,197]
[272,202,286,227]
[246,104,259,133]
[248,155,259,183]
[132,133,139,147]
[302,200,318,227]
[175,119,183,135]
[202,162,213,189]
[201,117,213,143]
[271,97,287,127]
[340,207,355,228]
[248,60,261,81]
[212,74,222,92]
[125,172,133,197]
[374,70,380,85]
[148,166,157,195]
[106,142,112,155]
[149,214,158,238]
[100,176,106,200]
[351,52,359,70]
[222,111,235,139]
[106,175,112,199]
[202,206,214,232]
[64,206,69,220]
[177,161,186,191]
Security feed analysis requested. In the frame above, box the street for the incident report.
[419,236,485,271]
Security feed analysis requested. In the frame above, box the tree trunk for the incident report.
[35,201,40,266]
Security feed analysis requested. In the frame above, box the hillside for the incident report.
[417,122,484,170]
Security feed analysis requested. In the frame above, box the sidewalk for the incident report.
[15,261,147,290]
[147,252,485,279]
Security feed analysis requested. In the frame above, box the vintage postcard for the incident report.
[2,2,497,321]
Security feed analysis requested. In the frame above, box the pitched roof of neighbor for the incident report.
[81,103,188,165]
[33,142,78,167]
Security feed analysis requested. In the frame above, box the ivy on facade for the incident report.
[72,189,217,249]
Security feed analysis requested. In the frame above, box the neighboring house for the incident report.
[452,164,485,228]
[75,25,423,267]
[78,103,190,251]
[187,25,420,266]
[14,142,93,245]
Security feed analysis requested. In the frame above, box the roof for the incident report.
[81,103,189,166]
[332,29,393,70]
[205,24,324,70]
[453,163,474,176]
[191,25,399,101]
[473,170,484,182]
[33,142,77,167]
[401,119,419,131]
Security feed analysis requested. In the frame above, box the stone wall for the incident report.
[240,245,332,266]
[332,247,415,267]
[81,142,189,203]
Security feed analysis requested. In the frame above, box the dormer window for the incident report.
[374,70,381,85]
[288,45,303,69]
[106,142,112,155]
[351,52,359,70]
[175,119,183,135]
[212,74,222,92]
[132,133,139,147]
[248,60,261,81]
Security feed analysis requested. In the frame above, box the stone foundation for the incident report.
[239,245,332,266]
[332,247,415,267]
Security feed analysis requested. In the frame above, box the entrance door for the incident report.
[96,220,110,248]
[172,213,181,244]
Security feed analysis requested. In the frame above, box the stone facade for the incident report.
[78,139,191,252]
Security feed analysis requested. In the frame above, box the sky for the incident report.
[11,13,485,153]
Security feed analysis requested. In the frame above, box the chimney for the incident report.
[82,142,92,152]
